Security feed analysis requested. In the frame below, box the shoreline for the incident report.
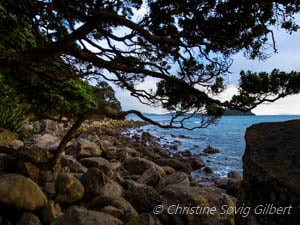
[0,118,241,225]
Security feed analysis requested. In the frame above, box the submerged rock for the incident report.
[203,145,220,154]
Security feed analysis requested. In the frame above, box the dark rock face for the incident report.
[236,120,300,225]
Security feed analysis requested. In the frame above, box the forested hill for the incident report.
[224,109,255,116]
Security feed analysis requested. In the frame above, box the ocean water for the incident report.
[127,114,300,178]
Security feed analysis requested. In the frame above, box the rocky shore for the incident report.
[0,119,241,225]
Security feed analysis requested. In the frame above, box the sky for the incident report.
[114,28,300,115]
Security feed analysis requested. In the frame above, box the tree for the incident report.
[1,0,300,165]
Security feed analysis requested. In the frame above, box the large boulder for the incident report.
[0,174,47,211]
[51,206,123,225]
[236,120,300,225]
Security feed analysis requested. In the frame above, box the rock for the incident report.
[100,179,124,198]
[80,167,107,198]
[203,166,213,173]
[55,173,85,205]
[25,132,61,151]
[16,212,41,225]
[125,184,161,213]
[124,157,165,175]
[214,178,229,189]
[137,166,166,186]
[86,196,138,223]
[61,155,87,173]
[79,157,110,172]
[160,185,235,225]
[203,145,220,154]
[0,174,47,211]
[34,120,65,134]
[51,206,123,225]
[16,161,40,182]
[17,147,53,165]
[67,138,102,158]
[181,150,192,157]
[126,213,162,225]
[236,120,300,225]
[102,147,118,159]
[162,166,176,175]
[186,155,205,170]
[41,200,62,225]
[156,172,190,191]
[0,129,23,152]
[100,206,123,219]
[227,171,242,180]
[226,178,241,198]
[155,158,192,174]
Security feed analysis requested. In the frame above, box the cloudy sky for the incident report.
[115,28,300,115]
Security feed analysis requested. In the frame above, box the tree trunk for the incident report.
[51,113,89,168]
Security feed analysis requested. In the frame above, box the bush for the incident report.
[0,102,29,136]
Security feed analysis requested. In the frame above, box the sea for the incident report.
[126,114,300,178]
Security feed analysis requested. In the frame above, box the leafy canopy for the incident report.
[1,0,300,128]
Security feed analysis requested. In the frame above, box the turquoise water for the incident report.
[127,114,300,177]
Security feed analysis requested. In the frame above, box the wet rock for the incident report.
[55,173,84,205]
[237,120,300,225]
[181,150,192,157]
[16,212,41,225]
[51,206,123,225]
[186,155,205,170]
[61,155,87,173]
[227,171,242,180]
[125,184,161,213]
[155,158,192,174]
[203,145,220,154]
[156,172,190,191]
[41,200,62,225]
[203,166,213,174]
[0,174,47,211]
